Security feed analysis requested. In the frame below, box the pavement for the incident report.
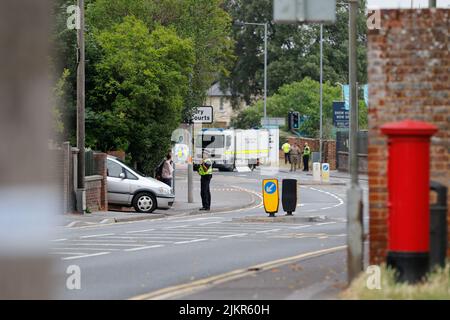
[277,161,368,185]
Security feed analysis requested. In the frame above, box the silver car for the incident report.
[107,156,174,213]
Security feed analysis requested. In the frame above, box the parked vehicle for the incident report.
[193,128,270,171]
[107,156,174,213]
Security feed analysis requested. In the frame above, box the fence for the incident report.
[336,130,368,173]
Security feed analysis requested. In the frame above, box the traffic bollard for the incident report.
[282,179,297,216]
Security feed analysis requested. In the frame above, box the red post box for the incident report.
[381,120,438,283]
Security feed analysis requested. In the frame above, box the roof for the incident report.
[207,82,232,97]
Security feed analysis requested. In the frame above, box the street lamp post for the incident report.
[76,0,86,213]
[319,24,323,163]
[237,22,268,121]
[347,0,364,283]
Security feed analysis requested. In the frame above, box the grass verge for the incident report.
[341,263,450,300]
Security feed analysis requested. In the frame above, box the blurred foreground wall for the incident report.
[0,0,57,299]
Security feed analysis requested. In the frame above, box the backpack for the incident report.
[154,159,165,180]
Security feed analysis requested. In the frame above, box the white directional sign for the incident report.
[192,106,213,124]
[261,117,286,127]
[274,0,336,24]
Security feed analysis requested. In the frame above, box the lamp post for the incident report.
[319,24,323,163]
[236,21,268,121]
[347,0,364,283]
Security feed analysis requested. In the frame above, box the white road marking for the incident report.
[125,245,164,252]
[316,222,336,226]
[164,225,190,229]
[62,252,111,260]
[65,221,79,228]
[290,225,312,229]
[219,233,247,238]
[64,243,146,247]
[100,219,111,224]
[50,252,85,255]
[51,247,122,251]
[126,229,155,234]
[174,239,208,245]
[174,218,222,223]
[256,229,280,233]
[80,233,115,239]
[71,239,138,243]
[198,222,223,226]
[120,236,198,240]
[51,238,67,242]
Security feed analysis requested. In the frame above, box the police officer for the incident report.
[281,141,291,164]
[302,142,311,171]
[198,154,213,211]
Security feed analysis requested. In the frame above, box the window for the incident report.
[219,97,225,111]
[195,135,225,149]
[107,160,124,178]
[125,169,138,180]
[226,136,232,147]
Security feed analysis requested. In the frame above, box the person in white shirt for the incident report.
[161,154,174,187]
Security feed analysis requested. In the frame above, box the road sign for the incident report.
[333,101,349,128]
[274,0,336,24]
[173,143,189,164]
[263,179,279,215]
[261,117,286,127]
[322,163,330,182]
[192,106,213,124]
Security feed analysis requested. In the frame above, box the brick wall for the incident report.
[285,137,337,170]
[107,150,126,161]
[368,9,449,264]
[93,152,108,211]
[85,176,103,212]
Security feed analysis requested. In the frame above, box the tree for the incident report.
[87,0,234,120]
[87,16,195,173]
[231,78,367,138]
[223,0,368,105]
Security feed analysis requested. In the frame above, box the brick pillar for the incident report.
[94,152,108,211]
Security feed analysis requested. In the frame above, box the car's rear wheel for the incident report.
[132,192,157,213]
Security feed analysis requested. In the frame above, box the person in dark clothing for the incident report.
[302,142,311,171]
[198,157,213,211]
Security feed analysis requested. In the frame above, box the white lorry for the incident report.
[194,128,271,171]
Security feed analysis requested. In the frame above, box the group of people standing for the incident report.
[281,141,311,172]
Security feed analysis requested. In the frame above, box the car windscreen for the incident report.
[195,134,225,149]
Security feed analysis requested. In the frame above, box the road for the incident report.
[50,169,368,299]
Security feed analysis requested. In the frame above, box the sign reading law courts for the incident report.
[333,101,349,128]
[192,106,213,124]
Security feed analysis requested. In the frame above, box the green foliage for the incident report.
[87,0,235,119]
[51,68,71,139]
[87,16,194,173]
[223,0,368,104]
[232,78,357,139]
[51,0,234,172]
[231,78,368,138]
